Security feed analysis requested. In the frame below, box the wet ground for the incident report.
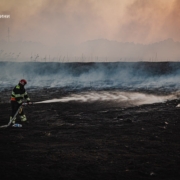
[0,88,180,180]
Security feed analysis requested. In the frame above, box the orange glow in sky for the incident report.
[0,0,179,46]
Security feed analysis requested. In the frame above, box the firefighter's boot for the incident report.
[10,116,16,124]
[20,115,27,122]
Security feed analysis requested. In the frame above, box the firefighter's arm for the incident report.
[24,91,31,103]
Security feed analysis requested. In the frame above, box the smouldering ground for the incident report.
[0,88,180,180]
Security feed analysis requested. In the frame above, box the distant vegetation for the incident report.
[0,38,180,62]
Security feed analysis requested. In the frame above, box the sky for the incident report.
[0,0,180,47]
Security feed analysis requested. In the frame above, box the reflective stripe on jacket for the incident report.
[11,84,30,104]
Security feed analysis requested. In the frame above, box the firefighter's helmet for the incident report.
[19,79,27,85]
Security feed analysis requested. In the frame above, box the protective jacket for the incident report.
[11,83,30,104]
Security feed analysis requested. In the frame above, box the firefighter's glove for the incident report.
[27,100,31,105]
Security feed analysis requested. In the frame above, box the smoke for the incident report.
[0,0,180,46]
[1,61,180,107]
[118,0,180,43]
[1,62,180,93]
[162,0,180,39]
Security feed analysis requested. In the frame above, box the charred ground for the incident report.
[0,88,180,180]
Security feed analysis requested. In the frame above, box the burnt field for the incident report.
[0,88,180,180]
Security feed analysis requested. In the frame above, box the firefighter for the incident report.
[10,79,31,124]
